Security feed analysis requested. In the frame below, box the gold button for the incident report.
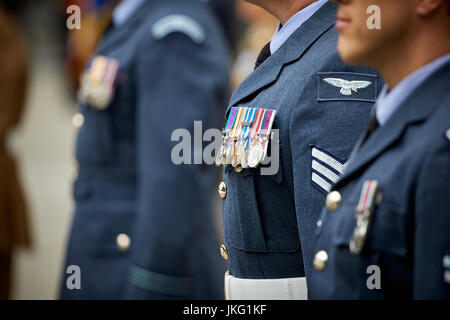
[317,220,322,228]
[326,191,342,211]
[72,113,85,129]
[314,250,328,271]
[234,166,243,173]
[220,244,229,260]
[218,182,227,199]
[116,233,131,252]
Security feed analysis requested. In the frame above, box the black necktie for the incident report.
[360,113,380,148]
[254,42,272,70]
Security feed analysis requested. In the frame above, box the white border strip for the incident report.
[312,160,340,184]
[312,172,332,193]
[312,147,344,174]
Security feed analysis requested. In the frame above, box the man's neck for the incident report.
[265,0,316,25]
[377,29,450,89]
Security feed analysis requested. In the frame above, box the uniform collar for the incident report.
[112,0,147,27]
[375,53,450,126]
[270,0,328,54]
[335,58,450,187]
[228,1,337,109]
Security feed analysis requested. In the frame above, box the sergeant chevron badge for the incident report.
[323,78,373,96]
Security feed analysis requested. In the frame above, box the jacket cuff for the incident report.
[126,265,193,297]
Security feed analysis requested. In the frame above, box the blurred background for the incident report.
[0,0,276,299]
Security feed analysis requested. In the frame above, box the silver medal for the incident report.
[248,143,264,168]
[225,142,234,165]
[215,144,225,166]
[241,149,249,168]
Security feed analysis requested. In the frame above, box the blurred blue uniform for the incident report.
[61,0,230,299]
[310,56,450,299]
[220,1,382,299]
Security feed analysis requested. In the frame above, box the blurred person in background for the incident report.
[66,0,235,95]
[60,0,230,299]
[209,0,237,49]
[0,0,31,300]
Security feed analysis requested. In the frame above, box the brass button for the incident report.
[313,250,328,271]
[326,191,342,211]
[72,113,85,129]
[116,233,131,252]
[234,166,243,173]
[220,244,229,260]
[218,182,227,199]
[316,220,322,228]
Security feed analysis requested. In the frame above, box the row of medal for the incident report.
[78,55,120,110]
[215,107,276,168]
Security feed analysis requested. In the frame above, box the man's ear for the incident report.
[416,0,446,16]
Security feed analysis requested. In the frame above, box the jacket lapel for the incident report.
[336,61,450,187]
[227,1,338,110]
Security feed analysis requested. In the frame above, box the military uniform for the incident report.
[61,0,230,299]
[218,1,382,299]
[309,57,450,299]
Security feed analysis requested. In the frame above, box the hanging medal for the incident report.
[246,108,264,168]
[225,107,244,165]
[259,109,276,163]
[349,180,382,254]
[234,108,253,168]
[240,108,257,168]
[78,55,119,110]
[216,107,238,166]
[232,107,248,167]
[248,109,268,168]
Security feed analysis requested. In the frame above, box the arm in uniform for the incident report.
[414,127,450,298]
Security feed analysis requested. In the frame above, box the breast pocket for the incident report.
[223,159,300,253]
[75,105,115,165]
[333,200,409,258]
[71,200,136,257]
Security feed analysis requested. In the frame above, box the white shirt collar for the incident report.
[376,53,450,126]
[112,0,146,27]
[270,0,328,54]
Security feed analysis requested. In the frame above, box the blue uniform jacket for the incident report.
[310,60,450,300]
[61,0,230,299]
[221,2,383,286]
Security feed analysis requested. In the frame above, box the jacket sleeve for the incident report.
[413,134,450,299]
[288,57,381,280]
[123,30,228,299]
